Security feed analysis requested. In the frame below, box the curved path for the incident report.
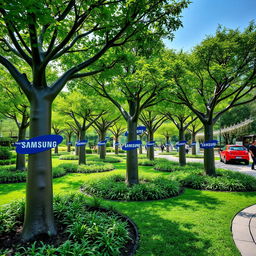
[155,152,256,256]
[156,152,256,178]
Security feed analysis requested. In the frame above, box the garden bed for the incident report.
[0,194,139,256]
[81,174,182,201]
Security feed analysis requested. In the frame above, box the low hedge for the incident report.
[0,162,115,183]
[171,169,256,191]
[138,159,155,166]
[77,163,114,173]
[0,194,130,256]
[59,155,79,160]
[81,174,181,201]
[0,158,16,165]
[0,146,12,160]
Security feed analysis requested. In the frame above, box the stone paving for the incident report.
[155,152,256,256]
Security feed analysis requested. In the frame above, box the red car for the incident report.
[219,145,250,165]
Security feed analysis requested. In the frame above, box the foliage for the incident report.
[0,194,130,256]
[81,174,181,201]
[59,155,79,160]
[0,158,16,165]
[138,159,155,166]
[77,164,114,173]
[0,147,12,160]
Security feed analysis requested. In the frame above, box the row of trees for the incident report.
[0,0,255,242]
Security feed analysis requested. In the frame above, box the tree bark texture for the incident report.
[16,126,27,171]
[99,131,106,159]
[179,129,186,166]
[148,131,154,161]
[22,97,56,241]
[166,135,170,152]
[78,129,86,165]
[126,118,139,185]
[203,123,216,176]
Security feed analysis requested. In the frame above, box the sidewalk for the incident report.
[232,205,256,256]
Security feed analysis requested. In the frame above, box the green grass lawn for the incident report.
[0,156,255,256]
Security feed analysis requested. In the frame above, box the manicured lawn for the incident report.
[1,156,256,256]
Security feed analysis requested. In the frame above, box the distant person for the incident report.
[248,140,256,170]
[160,144,165,152]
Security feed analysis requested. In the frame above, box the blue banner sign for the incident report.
[200,140,218,149]
[98,140,107,146]
[137,126,146,135]
[67,142,72,145]
[122,140,142,151]
[115,142,120,146]
[15,135,63,154]
[191,142,196,146]
[76,140,87,147]
[176,140,187,147]
[105,136,110,140]
[124,126,147,136]
[146,141,155,147]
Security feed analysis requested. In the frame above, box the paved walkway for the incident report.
[232,205,256,256]
[155,152,256,256]
[155,153,256,178]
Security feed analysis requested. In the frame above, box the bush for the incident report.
[0,147,12,160]
[59,155,79,160]
[0,166,27,183]
[90,156,122,163]
[0,194,130,256]
[81,175,181,201]
[77,163,114,173]
[86,149,93,154]
[0,158,16,165]
[138,159,155,166]
[166,163,256,191]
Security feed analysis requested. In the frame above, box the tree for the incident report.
[139,110,167,160]
[165,24,256,175]
[187,118,203,155]
[93,114,120,159]
[164,107,197,166]
[0,73,29,171]
[0,0,189,240]
[157,123,178,152]
[86,56,168,185]
[57,91,104,165]
[109,123,126,155]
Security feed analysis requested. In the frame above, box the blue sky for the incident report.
[164,0,256,51]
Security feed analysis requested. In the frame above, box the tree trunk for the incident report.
[67,134,71,152]
[75,134,79,155]
[204,123,216,176]
[166,135,170,152]
[78,129,86,165]
[22,97,56,241]
[115,136,119,155]
[179,129,186,166]
[99,131,106,159]
[139,135,143,154]
[148,131,154,161]
[54,145,58,154]
[191,133,196,155]
[126,119,139,186]
[16,126,27,171]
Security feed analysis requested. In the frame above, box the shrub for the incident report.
[91,156,121,163]
[81,175,181,201]
[59,155,79,160]
[86,149,93,154]
[0,158,16,165]
[0,166,27,183]
[138,159,155,166]
[77,163,114,173]
[0,147,12,160]
[0,194,130,256]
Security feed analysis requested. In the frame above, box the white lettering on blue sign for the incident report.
[176,140,187,147]
[15,135,63,154]
[200,140,218,149]
[122,140,142,151]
